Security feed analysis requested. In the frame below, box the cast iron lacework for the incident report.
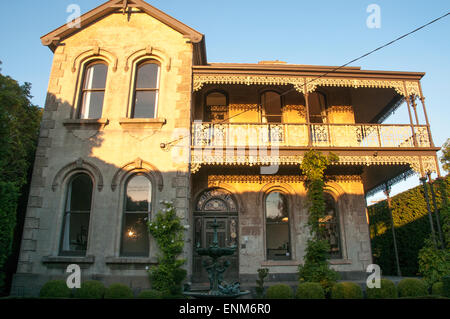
[196,188,237,212]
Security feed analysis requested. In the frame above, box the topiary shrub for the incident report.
[104,283,134,299]
[74,280,105,299]
[442,275,450,297]
[138,289,163,299]
[365,279,397,299]
[295,282,325,299]
[331,282,363,299]
[265,284,294,299]
[432,282,444,296]
[397,278,428,298]
[39,280,72,298]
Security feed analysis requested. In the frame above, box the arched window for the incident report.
[265,191,291,260]
[78,61,108,119]
[60,173,93,256]
[131,61,160,118]
[120,174,151,256]
[205,91,228,122]
[319,193,342,259]
[261,91,282,123]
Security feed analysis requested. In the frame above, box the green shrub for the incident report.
[74,280,105,299]
[265,284,294,299]
[418,237,450,287]
[442,275,450,297]
[39,280,72,298]
[295,282,325,299]
[104,283,134,299]
[138,289,163,299]
[432,282,444,296]
[255,268,269,298]
[365,279,397,299]
[397,278,428,298]
[331,282,363,299]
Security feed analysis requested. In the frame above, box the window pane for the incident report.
[136,63,159,89]
[319,194,341,259]
[121,213,149,256]
[266,192,290,260]
[61,213,90,253]
[80,91,105,119]
[69,174,93,211]
[83,63,108,89]
[126,175,151,212]
[133,91,157,118]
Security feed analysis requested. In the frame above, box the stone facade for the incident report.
[12,0,440,297]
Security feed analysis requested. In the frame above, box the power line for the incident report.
[162,11,450,148]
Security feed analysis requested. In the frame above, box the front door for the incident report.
[192,188,239,285]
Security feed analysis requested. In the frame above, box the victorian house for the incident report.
[12,0,441,296]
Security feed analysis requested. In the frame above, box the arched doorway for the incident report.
[193,188,239,284]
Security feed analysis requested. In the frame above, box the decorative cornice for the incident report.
[193,74,420,97]
[191,154,437,175]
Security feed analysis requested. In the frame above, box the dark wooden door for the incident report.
[192,215,239,284]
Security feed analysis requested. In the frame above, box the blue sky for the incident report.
[0,0,449,202]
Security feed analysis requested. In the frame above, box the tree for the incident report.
[440,138,450,173]
[0,61,42,292]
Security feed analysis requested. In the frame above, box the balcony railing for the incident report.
[192,122,431,148]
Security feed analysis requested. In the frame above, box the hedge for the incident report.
[74,280,105,299]
[104,283,134,299]
[265,284,294,299]
[39,280,72,298]
[397,278,428,298]
[331,282,363,299]
[368,176,449,276]
[295,282,325,299]
[365,279,397,299]
[138,289,163,299]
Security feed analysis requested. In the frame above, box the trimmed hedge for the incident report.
[368,176,449,276]
[432,282,444,296]
[397,278,428,298]
[104,283,134,299]
[331,282,363,299]
[39,280,72,298]
[74,280,105,299]
[443,275,450,297]
[265,284,294,299]
[365,279,397,299]
[138,289,163,299]
[295,282,325,299]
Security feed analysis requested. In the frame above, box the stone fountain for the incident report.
[183,218,250,299]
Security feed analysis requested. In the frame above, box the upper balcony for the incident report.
[192,122,432,149]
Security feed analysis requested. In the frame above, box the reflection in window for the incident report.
[132,62,160,118]
[79,62,108,119]
[319,193,342,259]
[60,173,93,255]
[265,192,291,260]
[121,174,151,256]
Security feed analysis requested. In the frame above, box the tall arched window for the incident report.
[205,91,228,122]
[60,173,93,256]
[319,193,342,259]
[265,191,291,260]
[120,174,151,256]
[308,92,327,123]
[261,91,282,123]
[78,61,108,119]
[132,61,160,118]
